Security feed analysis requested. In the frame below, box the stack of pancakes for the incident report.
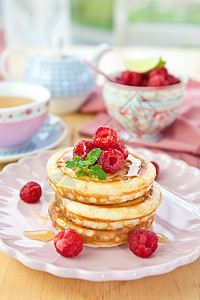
[47,148,162,247]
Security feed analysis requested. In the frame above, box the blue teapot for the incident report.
[0,41,111,113]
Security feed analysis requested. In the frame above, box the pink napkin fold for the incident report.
[80,86,106,113]
[79,80,200,168]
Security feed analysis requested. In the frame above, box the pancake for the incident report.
[47,148,156,204]
[52,182,161,230]
[48,197,155,247]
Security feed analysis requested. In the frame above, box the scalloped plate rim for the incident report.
[0,148,200,281]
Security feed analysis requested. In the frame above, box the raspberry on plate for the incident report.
[128,229,158,258]
[54,228,83,257]
[93,127,117,148]
[19,181,42,203]
[98,149,125,173]
[73,139,96,159]
[151,161,159,178]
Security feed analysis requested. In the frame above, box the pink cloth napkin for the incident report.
[79,80,200,168]
[80,86,106,113]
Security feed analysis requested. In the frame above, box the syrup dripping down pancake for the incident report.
[48,182,161,247]
[48,197,155,247]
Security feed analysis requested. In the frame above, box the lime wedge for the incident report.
[124,57,166,73]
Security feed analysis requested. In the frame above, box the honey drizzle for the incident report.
[31,211,49,223]
[156,233,171,244]
[24,230,55,242]
[57,149,147,182]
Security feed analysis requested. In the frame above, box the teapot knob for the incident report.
[50,35,65,59]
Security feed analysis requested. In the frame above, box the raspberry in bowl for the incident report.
[102,58,188,141]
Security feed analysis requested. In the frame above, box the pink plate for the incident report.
[0,148,200,281]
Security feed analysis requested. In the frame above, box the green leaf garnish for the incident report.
[158,58,166,67]
[78,160,90,167]
[65,160,80,169]
[65,148,106,180]
[86,148,101,165]
[73,156,84,161]
[89,165,107,180]
[76,169,89,178]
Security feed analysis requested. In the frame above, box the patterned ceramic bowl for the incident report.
[103,73,188,141]
[0,82,51,148]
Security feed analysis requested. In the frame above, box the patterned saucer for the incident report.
[0,114,67,163]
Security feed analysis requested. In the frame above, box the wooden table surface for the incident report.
[0,46,200,299]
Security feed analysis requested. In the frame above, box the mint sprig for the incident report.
[89,165,106,180]
[65,148,106,180]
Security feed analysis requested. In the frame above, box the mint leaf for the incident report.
[89,165,106,180]
[76,169,89,178]
[86,148,101,165]
[65,160,79,169]
[78,160,90,167]
[73,156,84,162]
[90,164,103,171]
[65,148,106,180]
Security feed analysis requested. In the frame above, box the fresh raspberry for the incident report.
[128,229,158,258]
[93,127,117,148]
[131,72,142,86]
[98,149,125,173]
[141,76,148,86]
[141,79,148,86]
[54,228,83,257]
[166,74,180,85]
[73,139,96,159]
[148,67,168,78]
[147,75,168,87]
[19,181,42,203]
[115,76,125,85]
[121,71,133,85]
[151,161,159,178]
[120,71,142,86]
[115,67,180,88]
[113,138,129,160]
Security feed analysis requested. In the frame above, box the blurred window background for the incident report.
[71,0,200,46]
[0,0,200,47]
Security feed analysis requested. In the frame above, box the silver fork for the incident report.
[157,183,200,220]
